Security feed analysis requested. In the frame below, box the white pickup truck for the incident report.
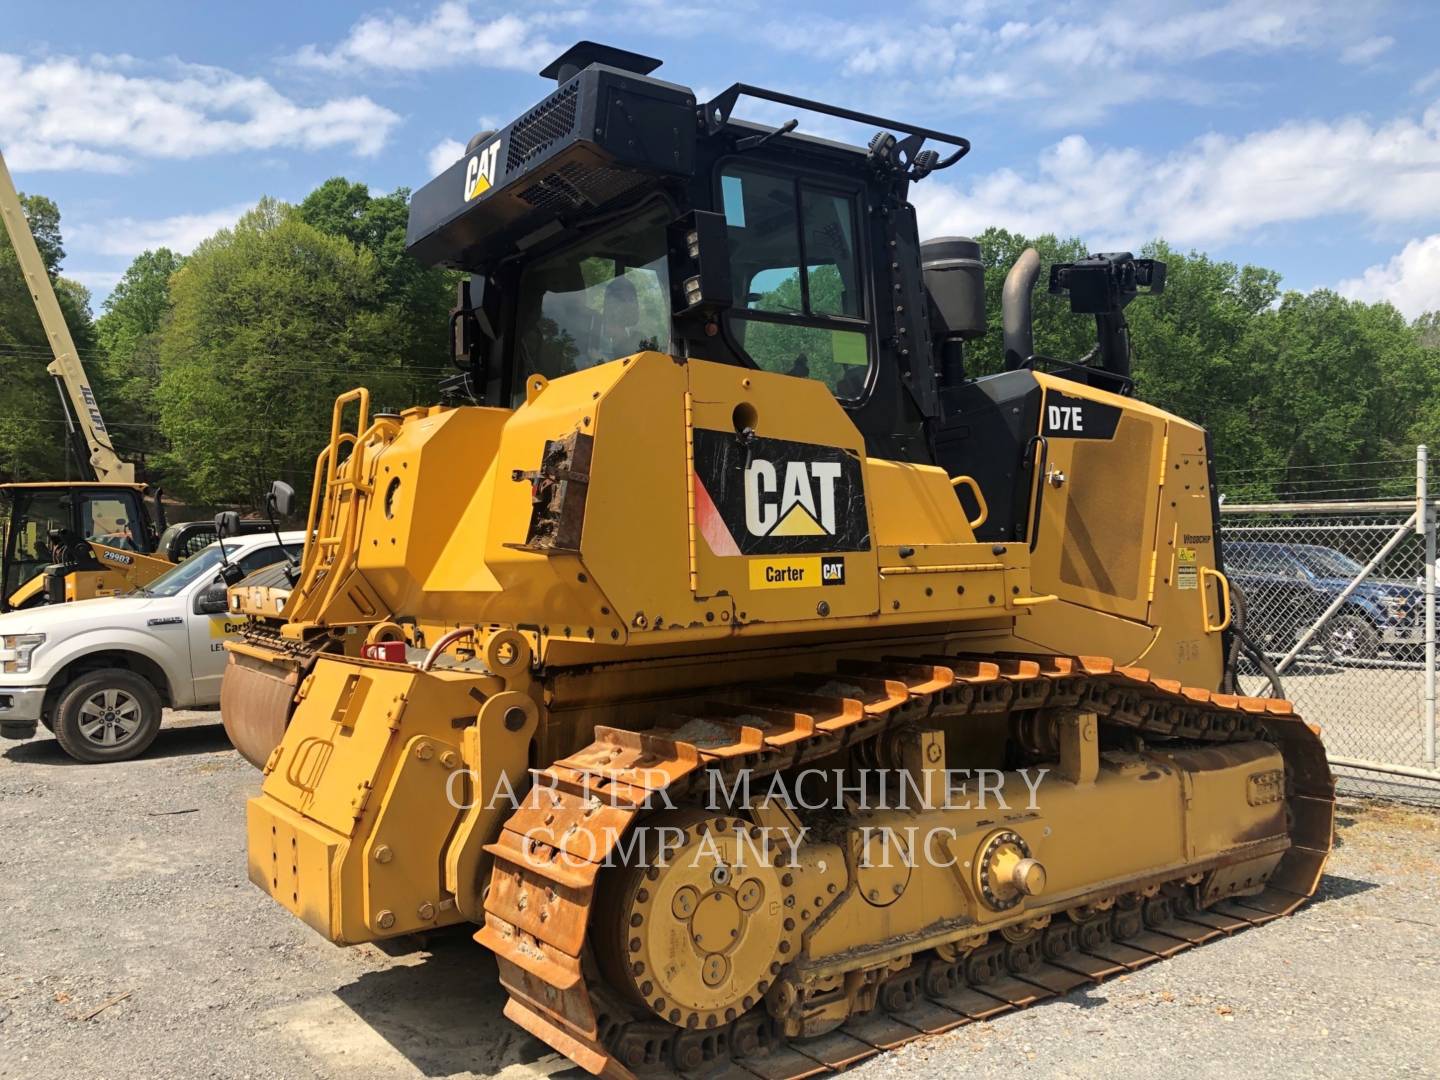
[0,530,303,762]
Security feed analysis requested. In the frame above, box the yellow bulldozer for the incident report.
[225,42,1334,1078]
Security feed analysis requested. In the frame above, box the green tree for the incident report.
[1414,310,1440,351]
[94,248,184,458]
[0,192,101,480]
[964,228,1092,377]
[156,198,420,506]
[1229,291,1437,500]
[1125,243,1281,475]
[297,178,455,385]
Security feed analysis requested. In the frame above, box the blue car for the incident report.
[1224,540,1424,662]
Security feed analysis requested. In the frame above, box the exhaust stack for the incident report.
[1002,248,1041,370]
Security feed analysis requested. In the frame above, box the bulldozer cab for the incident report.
[400,41,1203,647]
[0,482,155,610]
[408,41,971,465]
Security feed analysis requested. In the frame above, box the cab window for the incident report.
[514,202,672,387]
[720,163,869,400]
[235,544,301,575]
[3,491,69,598]
[84,496,140,550]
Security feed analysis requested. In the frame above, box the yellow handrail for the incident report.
[1200,566,1233,633]
[950,474,989,530]
[288,389,382,624]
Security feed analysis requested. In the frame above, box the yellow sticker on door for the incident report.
[1176,546,1199,590]
[209,616,248,638]
[748,555,846,589]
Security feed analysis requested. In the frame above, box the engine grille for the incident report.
[507,84,579,173]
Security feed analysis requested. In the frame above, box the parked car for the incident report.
[1224,540,1422,662]
[0,531,303,762]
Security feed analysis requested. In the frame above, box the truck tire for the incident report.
[52,669,163,763]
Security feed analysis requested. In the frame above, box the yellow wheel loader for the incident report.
[226,42,1334,1079]
[0,150,277,610]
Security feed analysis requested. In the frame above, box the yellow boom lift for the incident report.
[0,149,264,609]
[226,43,1334,1079]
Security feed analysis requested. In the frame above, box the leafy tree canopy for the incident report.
[0,192,99,480]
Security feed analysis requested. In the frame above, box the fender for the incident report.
[36,626,188,707]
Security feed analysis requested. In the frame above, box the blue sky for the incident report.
[5,1,1440,317]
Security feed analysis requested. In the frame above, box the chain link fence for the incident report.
[1218,449,1439,802]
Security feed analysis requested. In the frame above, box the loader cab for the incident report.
[0,482,156,610]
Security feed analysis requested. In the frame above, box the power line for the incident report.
[1217,457,1414,477]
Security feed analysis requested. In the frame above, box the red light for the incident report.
[362,641,407,663]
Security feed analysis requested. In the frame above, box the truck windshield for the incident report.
[513,202,671,389]
[139,547,229,598]
[1292,546,1364,579]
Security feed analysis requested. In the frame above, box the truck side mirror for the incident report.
[195,578,229,615]
[214,511,241,539]
[268,481,295,519]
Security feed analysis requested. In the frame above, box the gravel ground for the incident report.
[2,711,1438,1079]
[1237,659,1440,805]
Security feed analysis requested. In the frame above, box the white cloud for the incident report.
[1415,69,1440,96]
[2,142,131,174]
[427,138,467,177]
[293,2,558,72]
[1341,35,1394,65]
[69,203,253,258]
[1337,235,1440,318]
[0,53,401,171]
[914,100,1440,250]
[767,2,1380,125]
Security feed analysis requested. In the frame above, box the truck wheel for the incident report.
[52,669,163,763]
[1324,613,1380,664]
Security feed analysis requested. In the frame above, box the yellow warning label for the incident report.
[749,556,822,589]
[1176,547,1198,590]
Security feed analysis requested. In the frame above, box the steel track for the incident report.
[478,653,1335,1079]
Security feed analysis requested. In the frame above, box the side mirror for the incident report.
[449,275,495,397]
[268,481,295,519]
[195,578,229,615]
[213,511,244,584]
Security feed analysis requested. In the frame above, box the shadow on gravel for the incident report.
[1309,873,1380,906]
[3,720,234,765]
[335,928,580,1077]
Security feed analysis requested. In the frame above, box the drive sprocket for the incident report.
[596,810,801,1032]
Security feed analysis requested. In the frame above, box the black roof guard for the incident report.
[702,83,971,173]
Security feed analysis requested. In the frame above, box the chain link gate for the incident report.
[1218,447,1440,801]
